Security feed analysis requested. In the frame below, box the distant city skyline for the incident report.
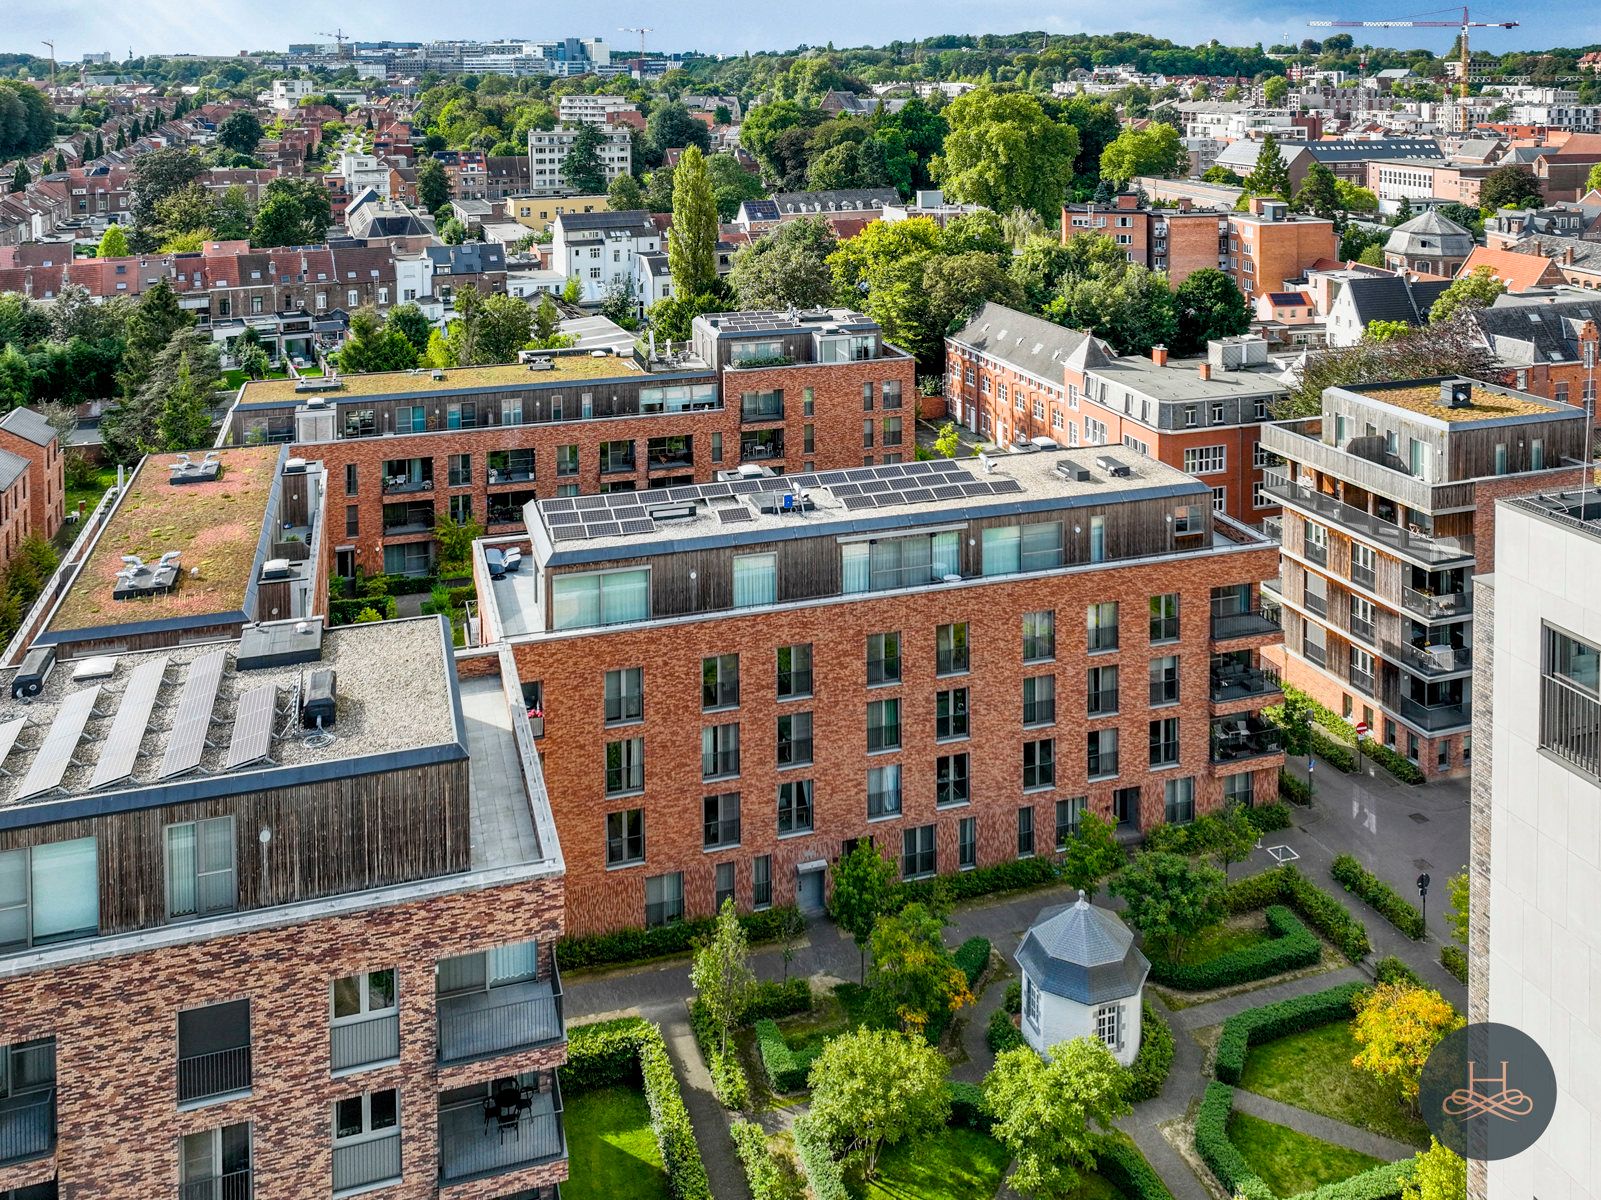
[6,0,1571,65]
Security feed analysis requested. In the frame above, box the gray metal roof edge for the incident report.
[1328,379,1584,430]
[247,365,717,409]
[34,608,251,647]
[539,479,1211,569]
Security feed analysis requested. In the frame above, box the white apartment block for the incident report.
[557,95,638,125]
[337,149,391,200]
[268,79,316,111]
[551,209,660,306]
[526,126,632,195]
[1510,105,1601,133]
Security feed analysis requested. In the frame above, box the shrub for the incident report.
[744,977,813,1022]
[753,1019,820,1093]
[1331,854,1426,939]
[954,937,992,987]
[1127,1001,1174,1102]
[792,1114,846,1200]
[1147,905,1320,990]
[731,1120,801,1200]
[1281,683,1424,786]
[1225,865,1372,961]
[1312,730,1356,772]
[891,855,1059,908]
[1214,981,1368,1085]
[1243,801,1293,834]
[1004,979,1021,1015]
[1441,944,1468,984]
[557,906,803,970]
[1374,956,1424,988]
[1096,1136,1176,1200]
[986,1007,1026,1054]
[1279,770,1312,807]
[946,1080,992,1131]
[1363,739,1426,785]
[688,998,749,1110]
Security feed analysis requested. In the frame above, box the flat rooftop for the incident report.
[1347,379,1574,424]
[239,352,644,404]
[698,308,878,338]
[49,446,280,634]
[1091,356,1287,402]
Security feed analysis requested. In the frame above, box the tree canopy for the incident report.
[932,86,1079,221]
[1108,850,1227,958]
[1099,123,1188,184]
[807,1029,950,1180]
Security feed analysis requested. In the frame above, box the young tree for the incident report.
[828,840,896,983]
[1403,1138,1466,1200]
[691,898,757,1057]
[1429,265,1506,323]
[806,1029,950,1180]
[96,224,130,259]
[1060,812,1124,900]
[1263,75,1291,107]
[1001,206,1046,248]
[1108,851,1226,959]
[437,217,469,245]
[1351,982,1465,1104]
[1206,804,1260,879]
[667,146,720,299]
[1588,162,1601,197]
[932,86,1079,221]
[433,512,485,575]
[561,123,609,195]
[238,344,271,380]
[385,302,433,357]
[606,171,645,212]
[867,902,973,1035]
[475,293,535,363]
[1243,133,1292,200]
[1202,165,1245,186]
[155,350,216,451]
[8,161,29,193]
[778,905,806,984]
[1295,161,1342,223]
[933,421,960,459]
[217,110,265,156]
[983,1038,1133,1199]
[1445,871,1469,947]
[416,157,451,214]
[729,215,838,311]
[117,279,191,404]
[1173,268,1250,355]
[531,293,562,345]
[335,308,419,374]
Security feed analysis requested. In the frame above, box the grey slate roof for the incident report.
[0,406,56,447]
[426,242,506,275]
[738,199,780,222]
[1342,275,1451,327]
[1304,138,1444,165]
[769,188,898,213]
[1016,894,1150,1005]
[1384,210,1475,259]
[0,447,31,491]
[948,302,1101,384]
[1473,295,1601,366]
[554,209,657,238]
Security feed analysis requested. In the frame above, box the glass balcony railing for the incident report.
[1386,640,1472,677]
[1400,586,1472,621]
[1398,695,1471,732]
[1211,607,1281,640]
[1262,471,1473,566]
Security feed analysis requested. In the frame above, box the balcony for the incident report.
[331,1010,400,1074]
[333,1130,401,1195]
[1400,586,1472,621]
[1261,515,1282,542]
[1211,720,1283,764]
[740,433,785,461]
[1210,663,1281,703]
[1211,607,1281,640]
[382,503,436,536]
[1262,471,1474,567]
[1386,640,1472,678]
[0,1089,54,1166]
[1304,539,1329,567]
[383,461,433,494]
[177,1046,252,1107]
[438,968,565,1066]
[647,443,694,472]
[1397,695,1471,732]
[179,1170,254,1200]
[740,397,785,423]
[488,454,536,485]
[1540,673,1601,779]
[439,1078,565,1185]
[1303,589,1328,618]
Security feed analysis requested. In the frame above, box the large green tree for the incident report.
[1099,123,1188,184]
[154,349,216,450]
[644,100,711,165]
[1243,133,1292,200]
[1108,850,1227,958]
[932,86,1079,221]
[474,294,535,363]
[1295,161,1341,223]
[96,224,130,259]
[1429,265,1506,323]
[807,1029,950,1180]
[335,308,420,374]
[1174,268,1251,355]
[217,109,265,156]
[829,840,896,983]
[606,171,645,212]
[385,303,432,357]
[416,157,451,214]
[128,148,207,247]
[667,146,720,300]
[561,122,609,195]
[1050,264,1178,358]
[729,216,837,311]
[867,902,974,1035]
[250,178,331,247]
[1479,164,1543,212]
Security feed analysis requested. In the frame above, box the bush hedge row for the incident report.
[1283,684,1425,785]
[1148,905,1320,990]
[556,905,802,970]
[892,854,1061,909]
[1374,955,1424,988]
[561,1018,711,1200]
[1331,854,1426,939]
[1096,1136,1177,1200]
[687,999,749,1110]
[1441,944,1469,984]
[1214,981,1368,1085]
[1279,769,1313,807]
[329,595,398,623]
[753,1019,820,1093]
[792,1114,846,1200]
[1243,801,1294,834]
[954,937,992,987]
[986,1008,1026,1054]
[946,1080,992,1131]
[1128,1000,1175,1102]
[1224,865,1372,961]
[744,978,813,1022]
[730,1120,797,1200]
[1311,730,1357,772]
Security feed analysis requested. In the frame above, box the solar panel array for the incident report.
[90,655,170,790]
[158,648,227,780]
[0,718,26,777]
[224,683,278,770]
[789,459,1023,511]
[17,686,101,801]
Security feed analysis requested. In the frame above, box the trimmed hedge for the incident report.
[946,1080,992,1131]
[688,999,749,1110]
[1441,944,1468,984]
[562,1018,712,1200]
[986,1008,1026,1054]
[954,937,992,987]
[1225,865,1372,961]
[892,854,1060,908]
[1128,1000,1175,1102]
[1332,854,1426,939]
[1214,981,1368,1086]
[1243,801,1293,834]
[745,977,813,1022]
[1279,769,1313,807]
[1096,1136,1176,1200]
[1312,730,1357,772]
[329,595,398,623]
[730,1120,798,1200]
[1283,684,1425,786]
[557,905,803,970]
[1004,979,1021,1015]
[1148,905,1320,990]
[792,1114,846,1200]
[753,1019,820,1093]
[1374,955,1424,988]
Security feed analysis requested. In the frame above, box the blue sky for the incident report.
[8,0,1582,62]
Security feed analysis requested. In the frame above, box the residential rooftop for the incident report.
[239,352,644,403]
[1090,352,1287,403]
[1347,378,1573,424]
[695,307,882,340]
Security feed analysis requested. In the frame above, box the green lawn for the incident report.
[1170,915,1271,967]
[561,1086,672,1200]
[1238,1019,1431,1148]
[853,1127,1012,1200]
[1226,1111,1384,1198]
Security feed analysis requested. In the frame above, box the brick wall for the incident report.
[0,429,64,546]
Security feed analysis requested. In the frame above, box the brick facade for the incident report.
[0,423,65,545]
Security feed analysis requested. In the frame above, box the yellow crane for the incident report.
[1308,6,1518,99]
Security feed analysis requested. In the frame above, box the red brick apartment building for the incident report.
[944,303,1287,526]
[1259,377,1590,778]
[0,407,65,559]
[220,309,917,579]
[474,451,1284,937]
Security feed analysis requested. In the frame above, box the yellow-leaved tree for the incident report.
[1351,982,1464,1104]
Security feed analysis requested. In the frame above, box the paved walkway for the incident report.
[658,1010,753,1200]
[1229,1089,1418,1161]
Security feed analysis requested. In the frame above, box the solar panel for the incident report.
[832,483,862,497]
[932,484,965,501]
[728,480,764,495]
[551,526,585,541]
[876,464,910,478]
[611,507,648,521]
[817,472,851,486]
[584,521,621,538]
[90,655,170,789]
[718,507,755,524]
[860,479,892,494]
[701,483,733,497]
[790,475,820,489]
[575,496,608,510]
[224,684,278,770]
[0,717,25,775]
[900,488,935,504]
[619,518,656,535]
[842,494,876,510]
[669,487,700,501]
[548,511,582,526]
[903,461,937,476]
[16,685,102,800]
[157,648,227,780]
[991,478,1025,494]
[961,481,994,497]
[543,498,577,512]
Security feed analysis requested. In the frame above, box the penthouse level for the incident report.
[0,618,569,1200]
[477,453,1285,937]
[221,310,916,579]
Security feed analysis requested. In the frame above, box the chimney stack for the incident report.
[1198,362,1212,381]
[1151,344,1169,367]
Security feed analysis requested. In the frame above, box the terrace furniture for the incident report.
[485,549,506,580]
[502,549,522,573]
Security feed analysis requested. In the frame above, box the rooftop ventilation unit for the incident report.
[647,502,698,522]
[1441,380,1473,409]
[70,655,119,682]
[12,645,56,699]
[260,558,293,581]
[282,457,307,475]
[301,668,337,729]
[293,376,343,393]
[1095,455,1132,478]
[236,619,324,671]
[167,452,221,486]
[113,551,183,600]
[1055,459,1092,483]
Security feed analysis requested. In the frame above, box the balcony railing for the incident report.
[1386,640,1473,678]
[333,1131,402,1195]
[382,474,433,494]
[1087,689,1119,716]
[438,968,565,1065]
[1400,586,1472,621]
[777,738,814,767]
[647,452,694,471]
[702,749,741,779]
[177,1046,252,1106]
[1304,590,1328,618]
[179,1169,254,1200]
[1303,642,1328,668]
[0,1089,54,1166]
[1350,562,1376,590]
[487,465,537,485]
[704,818,741,850]
[439,1078,565,1184]
[1350,616,1376,644]
[1349,668,1376,697]
[1398,695,1471,732]
[331,1010,401,1073]
[740,401,785,422]
[1211,727,1284,763]
[1261,470,1474,566]
[1261,515,1283,542]
[1211,608,1281,640]
[1304,540,1329,567]
[1210,664,1281,702]
[1540,673,1601,779]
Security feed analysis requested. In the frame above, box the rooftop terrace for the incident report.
[239,352,644,404]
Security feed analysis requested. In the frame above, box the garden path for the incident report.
[1227,1090,1418,1161]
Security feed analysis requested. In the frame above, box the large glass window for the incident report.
[1150,594,1180,642]
[936,622,970,675]
[1088,665,1119,715]
[605,667,644,724]
[1087,602,1119,652]
[1149,656,1180,706]
[867,632,901,684]
[868,699,902,752]
[1541,625,1601,775]
[868,765,902,818]
[777,643,813,698]
[702,654,740,710]
[605,738,645,795]
[166,818,236,920]
[1164,776,1196,825]
[937,753,970,807]
[703,793,741,849]
[958,817,977,868]
[1023,610,1056,662]
[733,554,777,608]
[1023,676,1056,726]
[1056,796,1088,848]
[1150,717,1181,768]
[0,837,99,952]
[1023,739,1055,790]
[753,856,773,909]
[778,780,814,835]
[645,873,684,927]
[778,712,814,767]
[552,569,649,630]
[936,688,969,740]
[702,724,741,779]
[1017,807,1036,856]
[1088,729,1120,779]
[981,522,1063,576]
[902,825,936,879]
[605,809,644,866]
[842,531,960,593]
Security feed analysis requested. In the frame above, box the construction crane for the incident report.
[619,26,653,74]
[1309,7,1518,100]
[317,29,352,59]
[39,41,55,88]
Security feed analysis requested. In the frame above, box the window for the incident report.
[344,505,359,538]
[0,837,99,952]
[605,738,645,795]
[1023,739,1055,791]
[1056,796,1087,848]
[331,969,398,1069]
[777,644,813,698]
[1149,717,1180,768]
[1088,729,1120,779]
[344,463,358,495]
[1149,656,1180,706]
[753,855,773,909]
[958,818,977,869]
[803,388,815,416]
[778,780,814,835]
[862,382,874,410]
[740,389,784,421]
[868,698,901,752]
[645,872,684,926]
[867,632,901,684]
[1094,1003,1122,1051]
[711,432,723,463]
[703,793,741,849]
[606,809,645,866]
[936,688,969,740]
[882,417,903,447]
[552,568,649,630]
[843,530,960,593]
[166,818,236,919]
[1113,785,1141,830]
[937,753,970,807]
[1164,776,1195,825]
[862,418,874,448]
[868,765,902,818]
[981,522,1064,576]
[778,712,813,767]
[714,861,736,910]
[937,622,970,675]
[1023,610,1055,662]
[1183,446,1227,475]
[1024,977,1041,1029]
[1541,625,1601,776]
[732,554,777,608]
[702,654,739,710]
[605,667,644,724]
[1017,806,1036,856]
[1088,665,1119,715]
[1023,675,1056,726]
[448,495,472,524]
[1223,772,1254,807]
[1150,594,1180,643]
[178,1000,251,1106]
[702,724,741,779]
[882,380,902,409]
[902,825,937,879]
[556,445,580,476]
[180,1123,252,1199]
[1087,602,1119,653]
